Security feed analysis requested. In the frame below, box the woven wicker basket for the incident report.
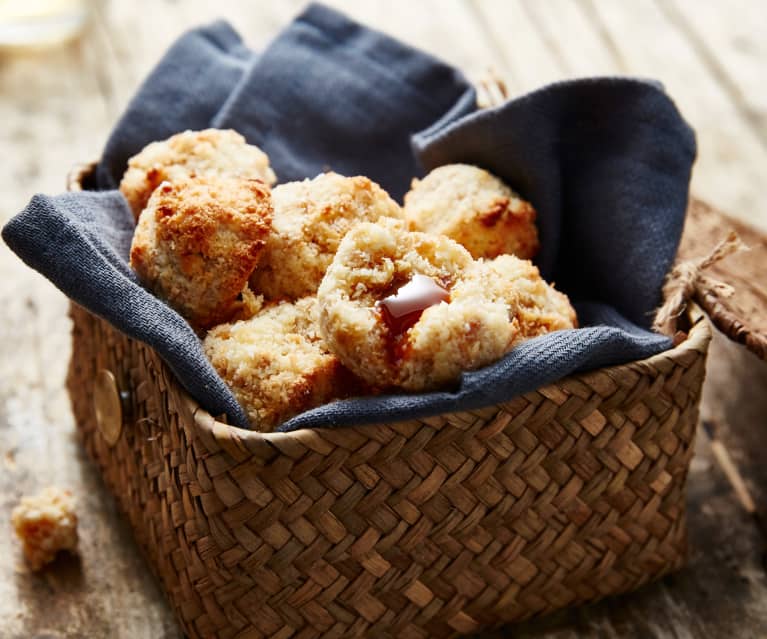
[64,163,719,639]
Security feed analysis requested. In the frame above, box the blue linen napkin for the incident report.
[2,3,696,432]
[413,77,696,328]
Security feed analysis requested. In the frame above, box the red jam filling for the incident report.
[375,274,450,361]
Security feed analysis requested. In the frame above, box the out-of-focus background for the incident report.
[0,2,765,638]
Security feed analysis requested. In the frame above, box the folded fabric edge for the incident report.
[199,18,248,53]
[413,75,694,154]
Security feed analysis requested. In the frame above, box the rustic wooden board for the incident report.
[1,1,766,638]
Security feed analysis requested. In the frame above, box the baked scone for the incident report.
[204,297,360,431]
[130,176,273,331]
[249,172,403,300]
[318,220,575,392]
[12,487,78,571]
[120,128,277,221]
[404,163,540,260]
[466,254,577,345]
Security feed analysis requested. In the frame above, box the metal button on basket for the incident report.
[93,369,123,447]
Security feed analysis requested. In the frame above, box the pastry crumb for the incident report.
[12,487,78,571]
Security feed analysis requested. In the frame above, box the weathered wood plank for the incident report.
[520,0,618,76]
[93,0,297,97]
[466,0,564,94]
[295,0,499,79]
[663,0,767,144]
[583,0,767,232]
[0,8,181,639]
[93,0,500,124]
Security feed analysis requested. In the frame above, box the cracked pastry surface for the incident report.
[249,172,403,300]
[12,487,78,571]
[465,254,577,345]
[130,176,273,331]
[120,128,276,221]
[404,163,540,260]
[318,220,576,392]
[204,297,360,431]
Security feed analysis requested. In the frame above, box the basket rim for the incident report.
[180,305,710,450]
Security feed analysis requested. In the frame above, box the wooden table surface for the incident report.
[1,1,766,638]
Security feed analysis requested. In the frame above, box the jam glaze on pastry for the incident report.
[318,220,576,392]
[376,274,451,337]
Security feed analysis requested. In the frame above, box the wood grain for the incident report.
[1,1,766,637]
[665,0,767,144]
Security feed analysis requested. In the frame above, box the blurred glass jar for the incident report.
[0,0,90,48]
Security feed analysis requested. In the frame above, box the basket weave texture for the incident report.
[67,294,710,637]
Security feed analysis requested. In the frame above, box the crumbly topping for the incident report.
[12,487,78,571]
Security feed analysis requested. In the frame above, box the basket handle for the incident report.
[653,232,766,359]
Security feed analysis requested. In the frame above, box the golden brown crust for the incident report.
[12,487,78,571]
[462,255,578,343]
[318,221,576,392]
[130,176,273,331]
[249,172,404,300]
[404,163,540,260]
[203,297,362,431]
[120,128,277,221]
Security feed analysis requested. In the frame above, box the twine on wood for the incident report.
[654,231,747,336]
[476,69,509,109]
